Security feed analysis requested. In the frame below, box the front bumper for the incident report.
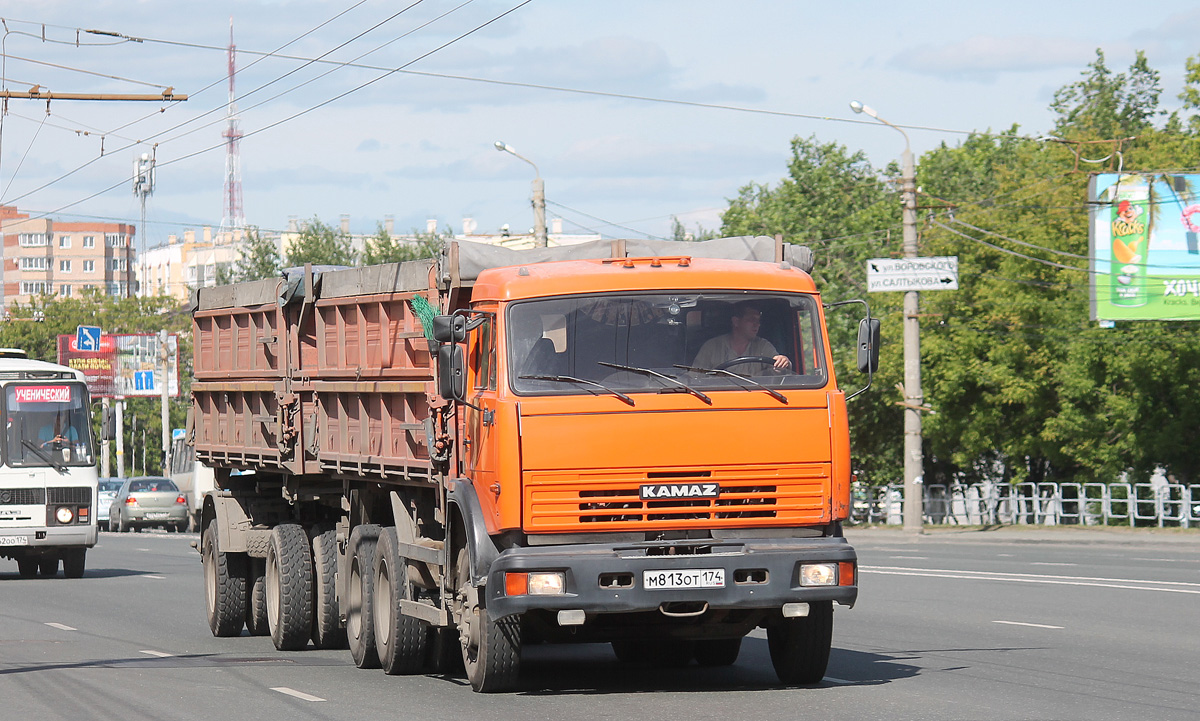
[483,535,857,619]
[0,524,97,550]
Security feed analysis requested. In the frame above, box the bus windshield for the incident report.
[4,383,95,467]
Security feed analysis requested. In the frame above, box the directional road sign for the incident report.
[867,256,959,293]
[76,325,101,351]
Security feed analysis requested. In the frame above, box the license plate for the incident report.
[144,512,169,519]
[643,568,725,590]
[0,535,29,546]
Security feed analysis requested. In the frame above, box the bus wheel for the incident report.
[62,549,86,578]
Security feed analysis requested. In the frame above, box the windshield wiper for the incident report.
[22,439,68,474]
[596,361,712,405]
[675,364,789,404]
[519,374,636,406]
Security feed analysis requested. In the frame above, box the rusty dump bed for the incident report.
[190,236,809,483]
[191,260,441,480]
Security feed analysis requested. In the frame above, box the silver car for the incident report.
[96,478,122,531]
[108,476,189,533]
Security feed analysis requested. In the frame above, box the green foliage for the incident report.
[285,216,356,267]
[669,216,718,242]
[234,226,283,282]
[1051,49,1162,138]
[362,224,443,265]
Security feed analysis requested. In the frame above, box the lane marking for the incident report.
[993,620,1064,630]
[861,566,1200,594]
[888,555,928,560]
[44,622,76,631]
[271,687,325,702]
[144,575,165,579]
[140,650,173,658]
[1030,562,1076,567]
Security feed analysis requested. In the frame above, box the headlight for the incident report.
[799,563,837,586]
[504,571,566,596]
[55,506,75,524]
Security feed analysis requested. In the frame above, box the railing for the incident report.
[853,481,1200,528]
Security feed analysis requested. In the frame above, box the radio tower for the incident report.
[220,18,245,238]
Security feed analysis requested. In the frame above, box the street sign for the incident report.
[867,256,959,293]
[76,325,101,352]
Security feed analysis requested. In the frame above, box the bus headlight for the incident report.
[55,506,75,524]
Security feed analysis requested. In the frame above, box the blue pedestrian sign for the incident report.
[76,325,101,352]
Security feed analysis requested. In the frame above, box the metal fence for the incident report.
[852,482,1200,528]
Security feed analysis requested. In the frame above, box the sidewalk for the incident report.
[846,523,1200,545]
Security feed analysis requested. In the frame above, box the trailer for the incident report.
[192,237,876,691]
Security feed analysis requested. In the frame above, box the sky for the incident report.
[1,1,1200,247]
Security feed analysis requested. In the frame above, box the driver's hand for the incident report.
[772,355,791,370]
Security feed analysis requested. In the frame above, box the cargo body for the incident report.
[193,237,867,691]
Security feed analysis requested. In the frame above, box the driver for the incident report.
[692,302,791,374]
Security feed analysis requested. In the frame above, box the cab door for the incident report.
[462,309,501,527]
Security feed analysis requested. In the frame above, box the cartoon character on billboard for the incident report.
[1110,181,1151,307]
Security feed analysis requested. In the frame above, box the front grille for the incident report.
[0,488,45,505]
[47,487,91,504]
[526,464,832,533]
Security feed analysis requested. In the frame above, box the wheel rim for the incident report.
[454,547,480,669]
[374,560,393,650]
[347,555,363,642]
[203,535,216,617]
[265,549,280,631]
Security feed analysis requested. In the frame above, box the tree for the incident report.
[361,224,443,265]
[285,217,356,267]
[669,216,718,242]
[235,226,282,281]
[1050,49,1162,139]
[1178,54,1200,133]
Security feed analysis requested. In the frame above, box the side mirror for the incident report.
[437,343,466,401]
[857,317,880,373]
[432,315,466,343]
[101,407,115,442]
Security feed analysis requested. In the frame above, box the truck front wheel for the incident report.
[265,524,314,651]
[453,546,520,692]
[767,600,833,685]
[346,524,381,669]
[203,522,247,637]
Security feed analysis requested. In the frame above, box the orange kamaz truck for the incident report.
[191,236,876,692]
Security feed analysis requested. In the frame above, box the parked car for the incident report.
[108,476,189,533]
[96,477,122,531]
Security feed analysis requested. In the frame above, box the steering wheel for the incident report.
[716,356,778,371]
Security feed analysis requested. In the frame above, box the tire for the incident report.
[694,637,742,667]
[768,601,833,685]
[17,556,37,578]
[454,546,520,692]
[202,522,247,637]
[62,549,86,579]
[38,556,59,577]
[245,559,269,636]
[347,524,381,669]
[265,524,314,651]
[310,526,346,649]
[373,527,429,675]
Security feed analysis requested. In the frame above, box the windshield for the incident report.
[508,292,827,396]
[3,382,95,467]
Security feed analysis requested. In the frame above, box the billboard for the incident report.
[1090,173,1200,321]
[57,333,180,399]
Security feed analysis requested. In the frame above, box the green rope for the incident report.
[408,295,437,340]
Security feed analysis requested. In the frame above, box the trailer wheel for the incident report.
[310,526,346,649]
[17,555,37,578]
[453,546,520,692]
[767,600,833,685]
[62,549,86,579]
[38,556,59,577]
[347,524,381,669]
[265,524,314,651]
[694,637,742,667]
[372,527,429,674]
[245,559,269,636]
[203,522,247,637]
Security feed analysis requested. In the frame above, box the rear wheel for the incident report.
[310,526,346,649]
[38,556,59,577]
[373,527,429,674]
[454,546,520,692]
[767,601,833,685]
[346,524,381,669]
[245,559,269,636]
[265,524,314,651]
[694,637,742,667]
[202,522,247,637]
[62,549,86,579]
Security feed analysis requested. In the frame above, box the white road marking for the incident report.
[271,687,326,702]
[140,650,173,658]
[44,623,75,631]
[861,566,1200,594]
[993,620,1064,630]
[888,555,929,560]
[1030,562,1076,566]
[144,575,165,579]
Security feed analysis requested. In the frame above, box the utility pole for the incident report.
[133,152,156,297]
[160,330,172,476]
[115,398,125,479]
[101,397,110,478]
[851,100,924,533]
[494,141,547,247]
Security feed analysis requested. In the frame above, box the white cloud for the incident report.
[893,35,1100,80]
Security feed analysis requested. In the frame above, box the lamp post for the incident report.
[851,100,924,534]
[494,141,547,247]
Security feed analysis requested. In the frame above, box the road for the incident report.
[0,527,1196,721]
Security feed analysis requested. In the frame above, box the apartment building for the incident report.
[1,205,136,306]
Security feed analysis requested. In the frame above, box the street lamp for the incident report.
[494,141,547,247]
[851,100,924,534]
